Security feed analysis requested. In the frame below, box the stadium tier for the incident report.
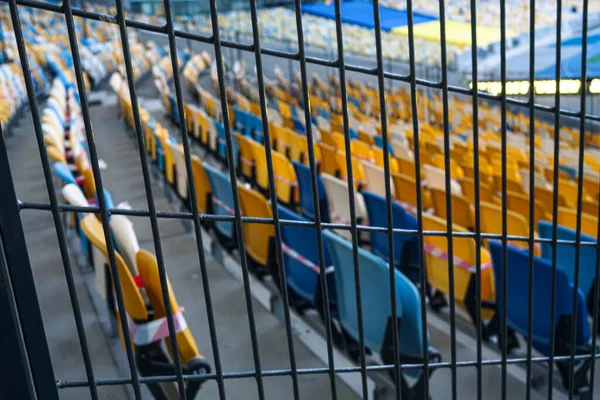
[2,1,600,399]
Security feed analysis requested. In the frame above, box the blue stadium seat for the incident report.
[233,107,246,132]
[373,135,394,156]
[292,118,306,134]
[52,162,77,185]
[278,205,336,307]
[244,112,264,143]
[215,120,239,168]
[538,221,597,308]
[317,107,331,120]
[489,241,593,393]
[202,162,236,246]
[361,190,420,280]
[292,161,330,222]
[167,93,179,123]
[323,230,439,394]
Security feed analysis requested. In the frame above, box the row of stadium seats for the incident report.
[136,48,600,393]
[39,37,212,397]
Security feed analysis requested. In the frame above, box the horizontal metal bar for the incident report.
[56,350,600,389]
[17,201,599,245]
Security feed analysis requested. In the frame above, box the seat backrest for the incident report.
[238,184,274,267]
[480,202,531,244]
[110,215,140,276]
[421,213,494,306]
[362,190,419,267]
[61,183,89,207]
[557,207,598,238]
[323,230,426,359]
[53,162,77,185]
[234,132,255,180]
[191,155,211,214]
[321,173,368,241]
[79,214,147,320]
[278,205,332,303]
[391,172,420,210]
[424,164,462,194]
[538,221,597,299]
[488,242,590,352]
[249,139,269,191]
[203,162,235,239]
[371,147,399,174]
[272,151,298,205]
[534,186,566,213]
[334,152,366,188]
[362,162,395,199]
[292,161,329,222]
[505,191,548,229]
[459,177,494,204]
[318,142,339,177]
[136,249,201,365]
[169,142,188,200]
[430,187,474,230]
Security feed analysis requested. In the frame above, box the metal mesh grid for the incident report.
[0,0,598,399]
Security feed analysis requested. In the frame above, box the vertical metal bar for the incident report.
[148,1,228,399]
[370,0,401,397]
[207,1,266,397]
[0,127,43,400]
[468,0,483,398]
[567,2,589,398]
[405,0,430,397]
[245,0,302,397]
[437,0,458,397]
[289,1,340,398]
[547,0,562,396]
[28,0,144,394]
[5,3,101,399]
[499,0,509,397]
[307,0,368,396]
[524,0,537,398]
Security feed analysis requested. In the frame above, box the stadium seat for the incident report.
[334,152,367,189]
[421,213,497,333]
[277,205,336,309]
[362,191,420,280]
[318,143,339,177]
[214,121,240,167]
[272,152,299,206]
[430,187,475,230]
[362,162,395,199]
[323,230,440,395]
[538,221,597,309]
[191,155,212,217]
[371,147,399,174]
[488,241,592,393]
[321,173,368,241]
[391,172,432,212]
[431,154,464,180]
[234,132,255,181]
[480,202,540,254]
[169,142,189,202]
[459,177,497,205]
[534,186,567,214]
[505,191,549,229]
[203,162,236,246]
[237,184,274,272]
[293,161,330,222]
[53,162,77,185]
[582,199,599,217]
[424,164,462,194]
[557,208,598,238]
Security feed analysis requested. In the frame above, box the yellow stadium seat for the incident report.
[249,140,269,192]
[272,151,299,205]
[191,155,211,215]
[430,187,475,230]
[80,214,147,320]
[46,145,66,163]
[352,140,373,162]
[81,168,96,199]
[534,186,567,213]
[237,184,275,269]
[480,202,540,254]
[234,133,255,181]
[431,153,464,180]
[459,177,497,205]
[421,213,496,321]
[505,191,549,230]
[492,172,525,195]
[582,199,599,218]
[371,147,399,173]
[391,172,432,211]
[335,152,366,189]
[557,208,598,238]
[583,175,600,200]
[291,134,322,169]
[558,178,591,208]
[318,143,339,177]
[270,123,294,157]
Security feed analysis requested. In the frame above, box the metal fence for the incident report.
[0,0,599,399]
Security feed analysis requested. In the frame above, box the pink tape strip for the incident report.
[423,242,492,273]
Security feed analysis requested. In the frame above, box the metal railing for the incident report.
[0,0,599,399]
